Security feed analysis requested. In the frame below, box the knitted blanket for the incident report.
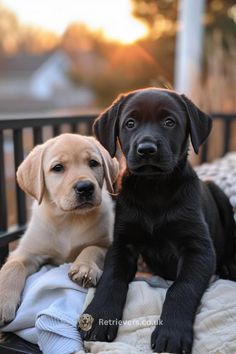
[195,152,236,220]
[83,277,236,354]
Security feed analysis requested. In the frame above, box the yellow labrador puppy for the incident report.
[0,133,119,326]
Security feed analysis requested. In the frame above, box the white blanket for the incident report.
[82,278,236,354]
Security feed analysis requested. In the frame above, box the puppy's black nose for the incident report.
[74,181,94,197]
[137,142,157,156]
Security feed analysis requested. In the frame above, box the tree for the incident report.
[20,26,58,54]
[132,0,177,39]
[205,0,236,37]
[62,24,98,54]
[0,2,58,54]
[131,0,236,40]
[131,0,236,86]
[130,0,178,86]
[0,3,21,53]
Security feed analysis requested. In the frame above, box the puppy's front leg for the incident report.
[68,246,107,287]
[151,227,216,354]
[79,239,138,342]
[0,250,45,326]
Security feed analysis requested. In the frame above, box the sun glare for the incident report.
[3,0,148,44]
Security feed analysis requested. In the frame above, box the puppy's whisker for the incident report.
[108,191,119,197]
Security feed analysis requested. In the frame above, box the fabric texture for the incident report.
[1,263,87,354]
[195,152,236,220]
[83,278,236,354]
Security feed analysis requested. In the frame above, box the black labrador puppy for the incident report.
[80,88,236,353]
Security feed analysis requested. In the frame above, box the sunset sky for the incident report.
[3,0,148,44]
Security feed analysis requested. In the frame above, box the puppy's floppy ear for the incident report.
[181,94,212,154]
[93,94,126,157]
[94,139,119,194]
[16,144,45,204]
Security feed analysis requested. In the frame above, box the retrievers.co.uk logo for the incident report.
[78,314,94,331]
[78,314,163,331]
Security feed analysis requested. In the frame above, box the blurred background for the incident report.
[0,0,235,113]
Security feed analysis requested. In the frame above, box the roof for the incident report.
[0,52,53,78]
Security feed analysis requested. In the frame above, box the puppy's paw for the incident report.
[151,322,193,354]
[78,306,120,342]
[68,262,102,288]
[0,291,20,326]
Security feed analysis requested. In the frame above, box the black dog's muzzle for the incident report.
[128,135,174,176]
[137,142,157,157]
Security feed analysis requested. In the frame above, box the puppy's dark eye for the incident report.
[125,119,136,129]
[52,164,64,172]
[163,118,176,128]
[89,159,100,168]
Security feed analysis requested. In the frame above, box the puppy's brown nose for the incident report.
[137,142,157,156]
[74,181,94,197]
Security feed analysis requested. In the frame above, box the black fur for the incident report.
[79,88,236,353]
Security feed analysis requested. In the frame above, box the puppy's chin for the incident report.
[73,201,101,213]
[58,199,102,214]
[128,163,173,177]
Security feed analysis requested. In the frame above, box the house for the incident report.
[0,50,95,113]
